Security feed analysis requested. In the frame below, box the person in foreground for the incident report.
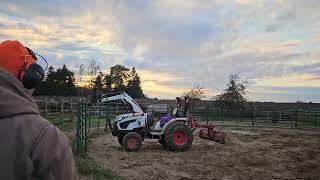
[0,40,78,180]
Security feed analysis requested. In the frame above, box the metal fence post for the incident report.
[252,108,255,126]
[294,109,298,128]
[88,106,91,134]
[76,99,87,156]
[105,105,109,131]
[236,108,239,126]
[84,100,88,154]
[76,102,80,156]
[279,111,282,121]
[315,110,317,128]
[98,104,100,131]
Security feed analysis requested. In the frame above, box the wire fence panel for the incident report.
[35,99,320,129]
[190,108,320,129]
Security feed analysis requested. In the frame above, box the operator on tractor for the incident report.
[0,40,78,180]
[160,97,188,127]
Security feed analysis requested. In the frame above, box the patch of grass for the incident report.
[58,121,75,131]
[71,139,86,157]
[75,157,121,180]
[42,114,76,131]
[88,117,107,129]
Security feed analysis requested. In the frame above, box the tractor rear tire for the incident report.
[165,123,193,151]
[122,132,142,152]
[158,138,166,147]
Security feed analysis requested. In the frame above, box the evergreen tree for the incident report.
[103,74,112,92]
[126,67,145,98]
[92,71,104,99]
[35,63,147,98]
[34,65,77,96]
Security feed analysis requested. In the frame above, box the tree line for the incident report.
[34,60,145,99]
[183,73,249,109]
[34,59,249,109]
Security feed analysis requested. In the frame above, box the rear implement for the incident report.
[190,118,226,144]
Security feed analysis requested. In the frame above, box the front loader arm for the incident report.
[100,92,144,113]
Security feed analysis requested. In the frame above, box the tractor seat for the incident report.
[172,107,184,118]
[146,111,155,127]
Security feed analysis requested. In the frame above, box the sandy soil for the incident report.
[87,127,320,180]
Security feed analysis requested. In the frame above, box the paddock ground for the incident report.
[82,127,320,180]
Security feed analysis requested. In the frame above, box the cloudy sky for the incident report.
[0,0,319,102]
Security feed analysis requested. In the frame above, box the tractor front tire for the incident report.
[122,132,142,152]
[165,123,193,151]
[117,135,124,146]
[158,138,166,147]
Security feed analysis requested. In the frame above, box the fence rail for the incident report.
[35,99,133,128]
[190,108,320,129]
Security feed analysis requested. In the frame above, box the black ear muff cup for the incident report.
[23,63,44,89]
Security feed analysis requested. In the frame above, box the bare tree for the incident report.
[87,58,100,89]
[78,64,86,96]
[87,58,101,102]
[78,64,85,83]
[183,83,206,110]
[183,83,206,100]
[213,73,248,109]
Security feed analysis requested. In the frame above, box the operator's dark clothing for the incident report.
[0,68,78,180]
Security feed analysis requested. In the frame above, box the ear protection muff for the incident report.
[19,47,45,89]
[22,63,45,89]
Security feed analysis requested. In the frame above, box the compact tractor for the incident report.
[99,92,226,152]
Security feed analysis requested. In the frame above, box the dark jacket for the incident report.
[0,68,78,180]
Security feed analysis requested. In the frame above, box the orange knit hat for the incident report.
[0,40,36,80]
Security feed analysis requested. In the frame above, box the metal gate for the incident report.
[75,99,88,155]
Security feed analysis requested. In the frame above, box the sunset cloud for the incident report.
[0,0,319,102]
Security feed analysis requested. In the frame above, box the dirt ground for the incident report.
[86,127,320,180]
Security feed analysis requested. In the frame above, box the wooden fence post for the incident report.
[60,100,64,123]
[70,98,73,113]
[44,98,48,115]
[70,98,74,121]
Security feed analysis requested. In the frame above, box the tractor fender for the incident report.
[160,118,188,134]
